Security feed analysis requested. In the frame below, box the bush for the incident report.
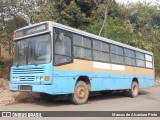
[0,58,13,80]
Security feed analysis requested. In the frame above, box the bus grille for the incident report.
[12,68,44,74]
[12,68,44,81]
[19,76,35,81]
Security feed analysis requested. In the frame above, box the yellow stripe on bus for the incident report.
[54,59,154,76]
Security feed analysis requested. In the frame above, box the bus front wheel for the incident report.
[71,81,89,105]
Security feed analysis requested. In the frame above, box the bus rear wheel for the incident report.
[124,81,139,98]
[71,81,89,105]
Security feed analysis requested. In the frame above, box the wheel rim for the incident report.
[76,85,86,99]
[133,84,138,95]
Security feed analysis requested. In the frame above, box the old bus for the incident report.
[9,21,154,104]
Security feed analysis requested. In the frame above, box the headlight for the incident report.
[16,77,19,81]
[36,76,40,81]
[40,76,44,81]
[12,77,19,81]
[36,76,44,81]
[12,77,16,81]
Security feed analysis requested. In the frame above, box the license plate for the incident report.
[19,85,32,91]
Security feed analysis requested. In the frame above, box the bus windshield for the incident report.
[13,34,51,66]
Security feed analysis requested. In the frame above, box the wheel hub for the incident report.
[133,84,138,95]
[76,85,86,99]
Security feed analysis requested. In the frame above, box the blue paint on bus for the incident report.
[9,63,154,95]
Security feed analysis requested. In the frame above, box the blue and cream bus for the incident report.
[9,21,154,104]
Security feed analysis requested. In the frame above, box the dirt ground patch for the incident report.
[0,78,159,106]
[0,78,40,106]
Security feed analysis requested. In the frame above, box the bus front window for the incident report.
[13,34,51,66]
[14,41,28,66]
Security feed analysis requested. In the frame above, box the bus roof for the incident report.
[16,21,153,55]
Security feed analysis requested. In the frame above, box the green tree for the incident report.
[0,0,27,55]
[53,0,89,28]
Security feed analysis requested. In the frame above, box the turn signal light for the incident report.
[45,76,50,81]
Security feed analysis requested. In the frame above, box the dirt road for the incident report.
[0,87,160,119]
[1,87,160,111]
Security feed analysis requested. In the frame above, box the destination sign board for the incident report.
[15,23,48,38]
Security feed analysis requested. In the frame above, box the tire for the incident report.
[125,81,139,98]
[70,81,89,105]
[40,93,56,101]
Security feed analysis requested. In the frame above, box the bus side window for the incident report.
[136,52,145,67]
[145,54,153,68]
[110,45,124,64]
[92,40,110,62]
[73,34,92,60]
[124,49,136,66]
[54,31,72,65]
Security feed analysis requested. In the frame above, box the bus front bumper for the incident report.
[9,83,54,94]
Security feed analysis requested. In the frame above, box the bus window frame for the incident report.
[135,51,146,68]
[92,39,110,63]
[73,33,92,61]
[124,48,136,66]
[53,28,73,66]
[110,44,125,65]
[52,27,154,69]
[13,33,52,66]
[145,54,153,69]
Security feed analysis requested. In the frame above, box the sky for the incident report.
[115,0,159,5]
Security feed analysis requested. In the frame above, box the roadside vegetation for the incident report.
[0,0,160,78]
[0,57,12,79]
